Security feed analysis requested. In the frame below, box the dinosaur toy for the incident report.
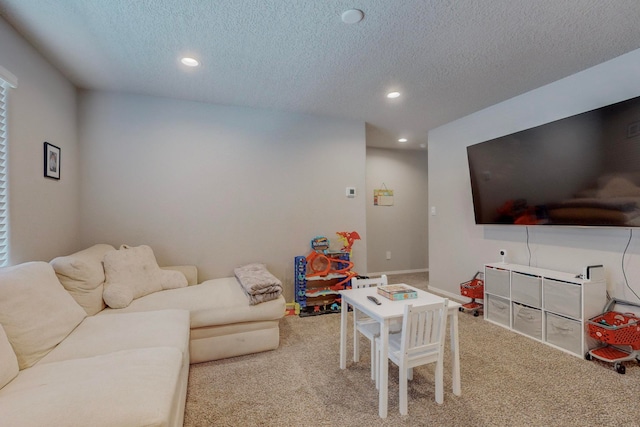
[336,231,361,255]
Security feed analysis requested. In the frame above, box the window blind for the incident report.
[0,67,17,267]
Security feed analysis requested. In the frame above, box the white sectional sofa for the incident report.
[0,244,285,426]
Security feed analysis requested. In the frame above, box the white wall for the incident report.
[366,147,429,274]
[78,91,367,300]
[428,48,640,303]
[0,17,80,264]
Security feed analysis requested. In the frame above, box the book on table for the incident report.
[377,284,418,300]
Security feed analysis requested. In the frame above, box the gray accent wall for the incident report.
[77,91,367,301]
[0,17,80,264]
[366,147,428,274]
[1,14,367,302]
[428,48,640,302]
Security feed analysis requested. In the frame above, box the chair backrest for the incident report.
[351,274,388,289]
[400,300,448,364]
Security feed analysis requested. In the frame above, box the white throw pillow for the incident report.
[102,245,187,309]
[0,262,87,369]
[0,324,18,389]
[50,243,116,315]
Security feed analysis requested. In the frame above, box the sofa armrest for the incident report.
[161,265,198,286]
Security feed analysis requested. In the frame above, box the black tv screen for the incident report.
[467,95,640,227]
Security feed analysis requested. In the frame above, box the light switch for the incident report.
[431,206,436,215]
[346,187,356,198]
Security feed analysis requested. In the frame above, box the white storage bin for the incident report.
[543,278,582,319]
[512,303,542,340]
[485,267,510,298]
[511,272,542,308]
[486,295,510,327]
[545,312,582,355]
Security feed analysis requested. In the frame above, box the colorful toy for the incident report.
[459,272,484,316]
[306,250,352,275]
[305,288,340,298]
[305,250,355,287]
[284,302,300,316]
[310,236,330,252]
[585,298,640,374]
[336,231,361,255]
[294,232,360,317]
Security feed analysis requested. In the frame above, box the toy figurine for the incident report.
[336,231,361,255]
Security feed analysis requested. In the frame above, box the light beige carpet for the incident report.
[184,273,639,426]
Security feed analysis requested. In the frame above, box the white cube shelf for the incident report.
[513,302,542,340]
[543,279,582,319]
[545,312,583,355]
[486,294,510,327]
[485,267,510,298]
[484,263,606,358]
[511,271,542,308]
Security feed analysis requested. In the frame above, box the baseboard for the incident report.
[366,268,428,276]
[427,285,467,303]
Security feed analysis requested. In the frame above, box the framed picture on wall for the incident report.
[44,142,61,180]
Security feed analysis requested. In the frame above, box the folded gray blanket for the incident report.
[246,291,282,305]
[234,263,282,305]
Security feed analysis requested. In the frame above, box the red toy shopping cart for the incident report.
[585,298,640,374]
[459,272,484,317]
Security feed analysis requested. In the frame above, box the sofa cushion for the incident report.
[99,277,285,328]
[0,262,87,369]
[38,309,190,365]
[162,265,199,286]
[102,245,187,308]
[0,347,182,427]
[0,325,18,389]
[50,243,116,315]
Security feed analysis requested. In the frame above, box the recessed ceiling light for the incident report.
[386,91,401,99]
[341,9,364,24]
[181,57,199,67]
[398,138,408,143]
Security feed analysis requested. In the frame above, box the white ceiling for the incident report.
[1,1,640,150]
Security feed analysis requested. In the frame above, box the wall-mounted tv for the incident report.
[467,95,640,227]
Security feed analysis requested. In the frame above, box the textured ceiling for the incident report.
[1,1,640,150]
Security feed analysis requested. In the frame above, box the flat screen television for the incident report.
[467,95,640,227]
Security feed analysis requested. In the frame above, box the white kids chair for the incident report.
[375,299,448,415]
[351,275,391,380]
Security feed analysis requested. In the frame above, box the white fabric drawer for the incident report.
[486,295,510,327]
[545,312,582,355]
[511,272,542,308]
[485,267,510,298]
[512,303,542,340]
[543,279,581,319]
